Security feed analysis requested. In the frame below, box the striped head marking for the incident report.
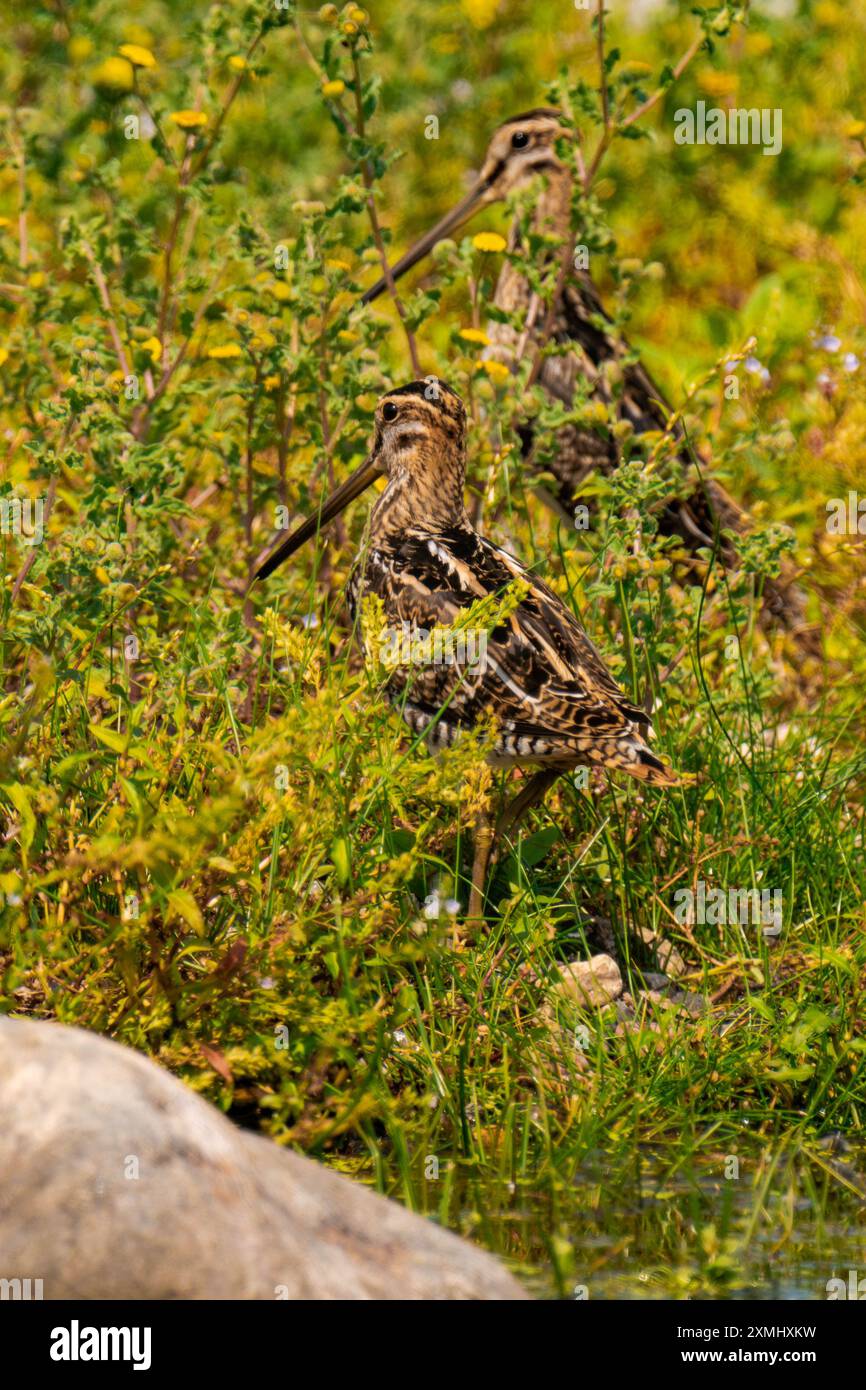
[479,109,569,200]
[374,380,466,464]
[370,381,469,527]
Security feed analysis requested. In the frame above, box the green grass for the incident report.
[2,0,866,1298]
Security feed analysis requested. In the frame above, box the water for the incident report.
[440,1145,866,1299]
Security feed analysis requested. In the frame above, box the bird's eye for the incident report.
[511,130,530,149]
[382,401,399,422]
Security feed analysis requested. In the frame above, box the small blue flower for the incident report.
[745,356,770,383]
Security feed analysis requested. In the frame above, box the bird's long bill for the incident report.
[253,452,380,583]
[360,178,489,305]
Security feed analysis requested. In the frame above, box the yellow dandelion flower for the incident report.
[322,79,346,98]
[269,282,293,302]
[90,57,134,91]
[0,217,10,230]
[118,44,156,69]
[700,70,738,99]
[472,232,506,253]
[482,360,510,382]
[461,0,499,32]
[228,55,247,72]
[251,331,277,350]
[27,272,46,289]
[207,343,243,359]
[141,336,162,363]
[814,1,842,25]
[326,257,352,271]
[846,120,866,138]
[743,32,773,58]
[0,348,9,368]
[263,374,281,392]
[170,110,208,130]
[67,36,93,64]
[459,327,490,345]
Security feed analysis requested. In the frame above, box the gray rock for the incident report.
[554,953,623,1007]
[0,1017,526,1301]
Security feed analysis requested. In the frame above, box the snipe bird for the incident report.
[361,109,807,636]
[255,380,679,919]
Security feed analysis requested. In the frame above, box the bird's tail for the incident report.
[602,731,683,788]
[625,743,683,787]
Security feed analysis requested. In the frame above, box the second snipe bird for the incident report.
[256,381,679,919]
[361,109,807,637]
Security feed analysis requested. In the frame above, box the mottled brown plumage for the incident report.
[361,110,808,636]
[256,381,678,787]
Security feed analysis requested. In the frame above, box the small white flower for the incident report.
[843,352,860,372]
[817,332,841,352]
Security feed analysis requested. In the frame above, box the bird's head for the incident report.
[252,381,467,582]
[360,109,568,305]
[370,379,467,481]
[476,108,568,201]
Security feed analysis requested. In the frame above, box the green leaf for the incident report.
[2,783,36,857]
[166,888,204,936]
[88,723,128,754]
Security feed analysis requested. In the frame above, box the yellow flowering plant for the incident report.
[0,0,865,1305]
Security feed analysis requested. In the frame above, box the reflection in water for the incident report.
[383,1144,866,1300]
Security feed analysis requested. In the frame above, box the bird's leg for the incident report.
[495,768,561,846]
[467,805,494,923]
[467,769,560,925]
